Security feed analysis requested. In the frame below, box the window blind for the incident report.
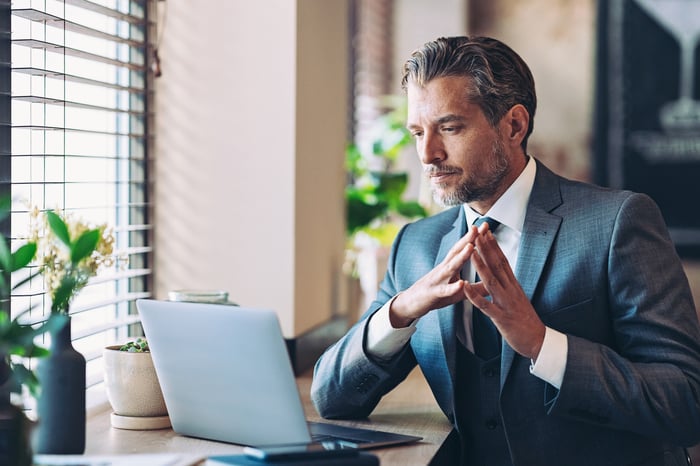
[2,0,154,404]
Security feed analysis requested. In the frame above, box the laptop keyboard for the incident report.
[307,420,422,449]
[311,433,364,443]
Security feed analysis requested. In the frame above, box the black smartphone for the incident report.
[243,440,360,461]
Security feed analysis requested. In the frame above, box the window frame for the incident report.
[1,0,156,407]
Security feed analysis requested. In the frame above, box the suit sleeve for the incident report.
[310,226,418,420]
[547,192,700,446]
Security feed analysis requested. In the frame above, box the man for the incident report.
[311,36,700,465]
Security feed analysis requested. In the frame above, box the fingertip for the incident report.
[461,280,471,296]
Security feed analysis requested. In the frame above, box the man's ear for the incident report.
[502,104,529,148]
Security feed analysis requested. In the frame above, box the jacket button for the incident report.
[485,419,498,430]
[483,368,497,377]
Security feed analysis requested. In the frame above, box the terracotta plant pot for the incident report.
[102,346,169,430]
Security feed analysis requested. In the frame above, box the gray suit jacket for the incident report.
[311,161,700,465]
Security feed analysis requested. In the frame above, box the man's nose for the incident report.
[418,132,446,165]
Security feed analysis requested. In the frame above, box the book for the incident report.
[205,452,379,466]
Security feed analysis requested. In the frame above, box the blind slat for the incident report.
[12,39,146,71]
[64,0,147,26]
[12,67,145,93]
[12,95,147,115]
[12,8,145,47]
[11,124,145,137]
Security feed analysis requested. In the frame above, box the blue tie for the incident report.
[471,217,501,359]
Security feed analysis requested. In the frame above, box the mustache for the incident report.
[423,165,462,176]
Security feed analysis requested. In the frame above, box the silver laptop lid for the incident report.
[135,299,311,446]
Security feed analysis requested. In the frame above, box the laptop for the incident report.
[135,299,422,449]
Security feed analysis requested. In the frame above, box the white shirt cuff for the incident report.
[529,327,567,389]
[366,296,417,361]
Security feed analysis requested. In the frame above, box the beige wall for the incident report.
[294,0,350,334]
[153,0,348,338]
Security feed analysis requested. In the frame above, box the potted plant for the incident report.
[0,196,68,466]
[345,97,428,316]
[103,337,169,430]
[30,208,120,454]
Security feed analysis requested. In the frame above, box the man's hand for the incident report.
[389,225,480,328]
[464,223,546,360]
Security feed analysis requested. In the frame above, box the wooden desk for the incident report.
[84,367,452,465]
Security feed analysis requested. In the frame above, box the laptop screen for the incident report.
[136,299,312,446]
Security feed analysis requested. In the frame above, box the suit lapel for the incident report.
[434,208,465,413]
[500,161,563,390]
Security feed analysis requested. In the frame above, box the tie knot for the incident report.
[473,216,501,232]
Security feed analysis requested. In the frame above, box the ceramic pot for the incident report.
[103,346,169,429]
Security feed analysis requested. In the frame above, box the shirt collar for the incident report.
[463,156,537,233]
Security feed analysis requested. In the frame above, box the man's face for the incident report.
[406,75,512,208]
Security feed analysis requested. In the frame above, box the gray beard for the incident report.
[433,138,510,207]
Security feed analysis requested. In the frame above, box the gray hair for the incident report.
[402,36,537,151]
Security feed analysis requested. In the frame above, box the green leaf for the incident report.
[25,346,49,358]
[3,312,67,358]
[0,242,10,298]
[0,195,11,223]
[396,200,428,219]
[376,173,408,205]
[0,236,11,273]
[345,144,365,176]
[71,228,100,264]
[4,366,22,394]
[47,211,71,246]
[11,242,36,272]
[12,363,39,397]
[51,276,78,314]
[346,194,388,234]
[5,321,40,349]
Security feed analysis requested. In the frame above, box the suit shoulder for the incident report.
[550,175,665,234]
[557,175,652,209]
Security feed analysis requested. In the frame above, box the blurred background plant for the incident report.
[345,96,427,249]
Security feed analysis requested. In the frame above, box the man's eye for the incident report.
[411,131,423,138]
[441,126,456,133]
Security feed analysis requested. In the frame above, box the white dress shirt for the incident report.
[366,157,568,389]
